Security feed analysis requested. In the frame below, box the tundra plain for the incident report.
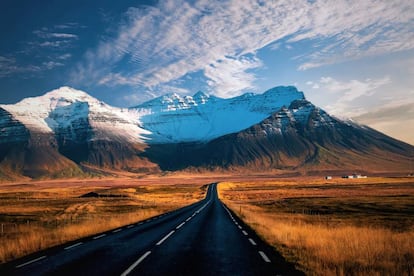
[218,176,414,275]
[1,174,413,276]
[0,176,211,263]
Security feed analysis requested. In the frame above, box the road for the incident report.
[1,183,303,276]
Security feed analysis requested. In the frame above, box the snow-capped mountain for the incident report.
[0,86,413,179]
[145,98,413,173]
[0,87,156,178]
[1,86,150,143]
[133,86,304,143]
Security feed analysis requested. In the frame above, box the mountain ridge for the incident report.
[133,86,305,143]
[0,86,413,179]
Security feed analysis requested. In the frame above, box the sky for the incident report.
[1,0,414,144]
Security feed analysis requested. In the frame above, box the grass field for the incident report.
[0,178,207,263]
[218,177,414,275]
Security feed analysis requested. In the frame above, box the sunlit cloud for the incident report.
[71,0,414,99]
[308,76,392,117]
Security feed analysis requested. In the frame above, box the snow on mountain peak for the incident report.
[0,86,150,143]
[1,85,309,145]
[134,86,306,143]
[44,86,94,100]
[135,91,213,112]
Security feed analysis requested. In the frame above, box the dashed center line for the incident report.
[93,234,106,240]
[120,251,151,276]
[186,217,192,222]
[113,228,123,233]
[156,230,175,246]
[238,225,242,229]
[259,251,271,263]
[249,238,257,246]
[176,222,186,229]
[127,225,134,229]
[64,242,83,250]
[242,230,248,236]
[16,256,47,268]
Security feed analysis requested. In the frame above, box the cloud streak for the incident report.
[73,0,414,98]
[0,56,41,77]
[307,76,392,117]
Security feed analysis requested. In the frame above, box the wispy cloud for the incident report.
[54,22,84,30]
[33,30,78,39]
[32,29,78,50]
[0,56,41,77]
[57,53,72,60]
[0,55,67,78]
[0,22,81,78]
[204,56,262,97]
[73,0,414,98]
[307,76,392,117]
[42,61,64,70]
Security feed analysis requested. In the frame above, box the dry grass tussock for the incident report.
[0,211,159,263]
[0,182,206,263]
[218,179,414,276]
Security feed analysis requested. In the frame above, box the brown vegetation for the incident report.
[218,177,414,275]
[0,178,206,263]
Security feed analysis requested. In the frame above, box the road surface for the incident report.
[1,183,303,275]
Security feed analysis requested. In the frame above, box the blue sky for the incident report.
[1,0,414,144]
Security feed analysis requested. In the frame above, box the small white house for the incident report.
[342,174,367,179]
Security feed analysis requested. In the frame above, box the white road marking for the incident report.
[138,222,143,225]
[120,251,151,276]
[238,226,242,229]
[64,242,83,250]
[16,256,47,268]
[156,230,175,246]
[249,238,257,246]
[127,225,134,229]
[176,222,185,229]
[259,251,271,263]
[242,230,248,236]
[186,217,192,222]
[93,234,106,240]
[113,228,123,233]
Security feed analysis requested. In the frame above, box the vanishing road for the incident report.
[1,183,302,276]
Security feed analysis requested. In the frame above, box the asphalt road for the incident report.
[1,183,303,276]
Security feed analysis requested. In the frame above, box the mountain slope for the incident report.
[142,99,414,174]
[0,87,158,178]
[1,86,413,179]
[133,86,304,143]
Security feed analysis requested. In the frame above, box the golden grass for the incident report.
[218,178,414,276]
[0,181,206,263]
[0,211,159,263]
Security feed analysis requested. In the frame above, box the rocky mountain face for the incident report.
[0,86,412,179]
[0,87,157,179]
[142,98,413,173]
[133,86,304,143]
